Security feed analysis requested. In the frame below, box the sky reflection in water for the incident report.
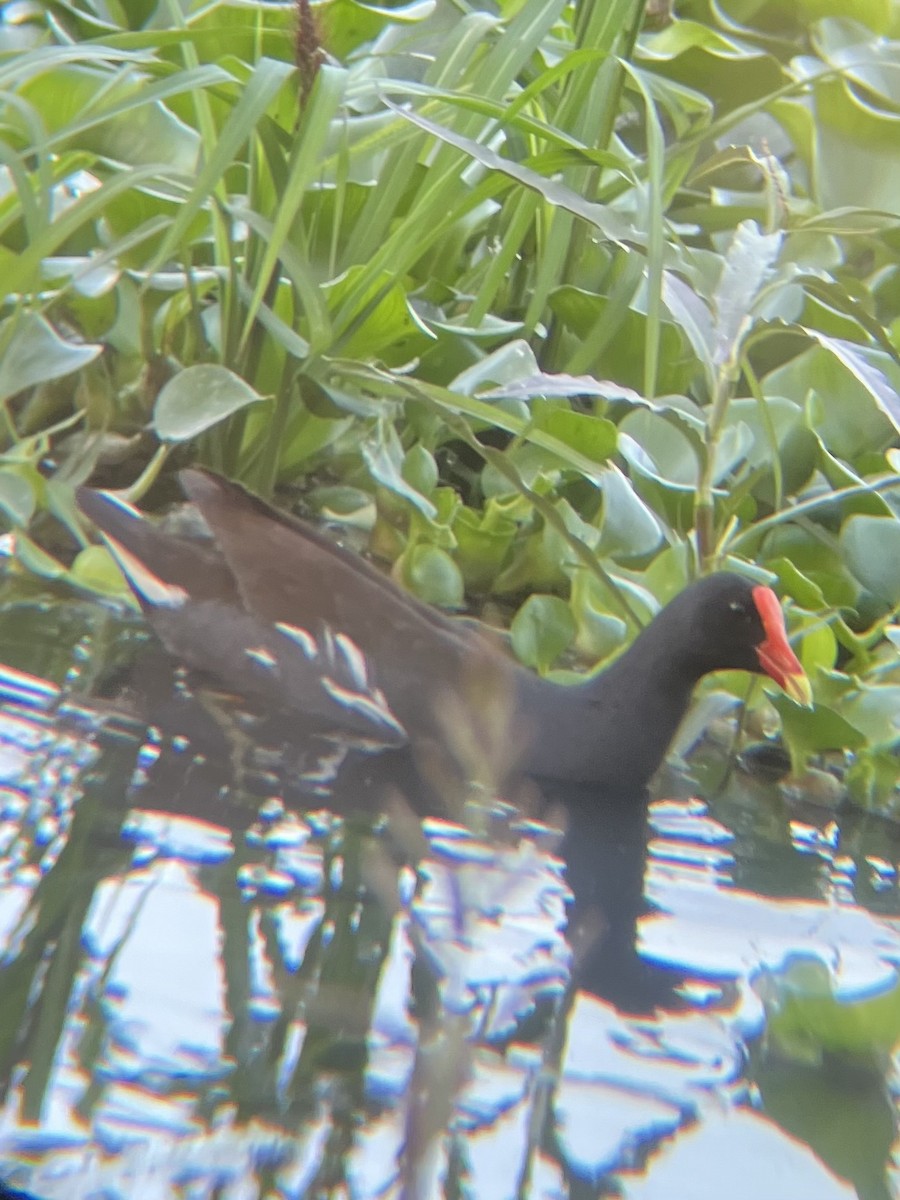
[0,669,890,1199]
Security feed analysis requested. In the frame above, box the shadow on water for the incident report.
[0,592,894,1198]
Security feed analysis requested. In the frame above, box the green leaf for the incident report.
[534,408,617,465]
[401,444,439,496]
[153,365,264,442]
[713,221,783,374]
[803,330,900,435]
[70,544,133,598]
[763,955,900,1065]
[362,422,437,519]
[452,340,542,395]
[570,569,628,660]
[598,464,663,558]
[453,505,517,593]
[764,346,896,460]
[0,313,102,405]
[0,471,36,527]
[661,271,714,371]
[385,99,635,249]
[840,515,900,605]
[510,594,575,673]
[396,543,464,608]
[799,624,837,676]
[773,695,866,770]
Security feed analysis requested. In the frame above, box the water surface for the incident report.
[0,591,894,1200]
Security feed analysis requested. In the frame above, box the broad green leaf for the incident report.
[324,267,432,361]
[598,464,663,558]
[840,515,900,606]
[395,543,464,608]
[618,411,698,487]
[806,67,900,212]
[764,347,894,460]
[453,505,516,593]
[800,624,837,676]
[362,422,437,518]
[451,340,541,394]
[70,544,133,598]
[534,408,617,465]
[803,330,900,435]
[153,365,263,442]
[641,18,769,60]
[570,569,628,660]
[18,63,205,171]
[773,696,866,771]
[0,313,102,404]
[763,955,900,1065]
[401,445,438,496]
[0,471,36,527]
[511,593,575,673]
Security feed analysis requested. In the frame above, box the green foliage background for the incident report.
[3,0,900,808]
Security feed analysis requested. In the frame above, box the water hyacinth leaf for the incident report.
[362,423,437,518]
[534,408,617,466]
[401,444,439,497]
[310,485,376,524]
[768,559,827,610]
[712,421,754,484]
[838,682,900,750]
[641,17,769,60]
[815,441,892,518]
[480,441,561,498]
[0,472,36,527]
[492,511,578,594]
[570,569,628,660]
[426,312,524,341]
[0,313,102,404]
[598,464,663,558]
[511,594,575,673]
[325,266,433,360]
[777,423,819,495]
[803,330,900,435]
[800,624,837,676]
[42,255,121,300]
[766,348,894,461]
[153,365,264,442]
[396,543,464,608]
[453,506,517,592]
[451,339,541,395]
[773,696,866,773]
[763,955,900,1063]
[618,411,698,487]
[807,62,900,213]
[840,515,900,606]
[17,62,206,172]
[70,544,133,598]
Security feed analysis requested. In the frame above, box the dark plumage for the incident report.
[77,470,810,798]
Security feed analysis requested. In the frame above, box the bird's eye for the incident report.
[729,600,747,616]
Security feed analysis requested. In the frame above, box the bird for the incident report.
[76,469,811,802]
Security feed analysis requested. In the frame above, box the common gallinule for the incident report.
[77,470,811,798]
